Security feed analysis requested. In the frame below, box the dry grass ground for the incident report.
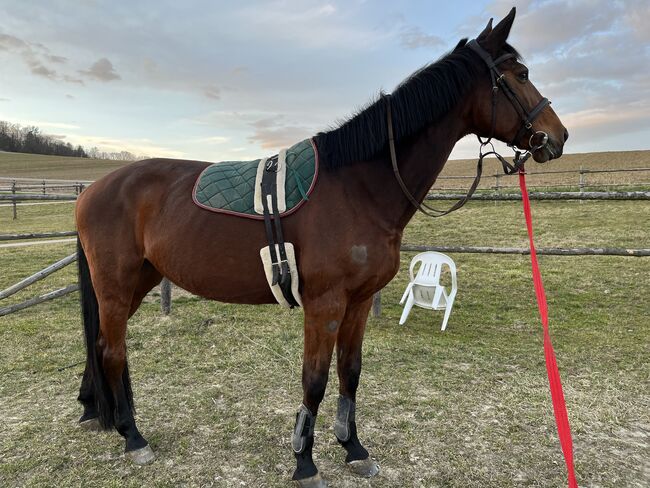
[1,191,648,487]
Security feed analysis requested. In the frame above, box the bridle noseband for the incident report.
[386,38,553,217]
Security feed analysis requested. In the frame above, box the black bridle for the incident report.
[387,38,553,217]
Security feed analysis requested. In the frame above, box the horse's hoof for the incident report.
[293,472,328,488]
[126,445,156,465]
[347,457,380,478]
[78,417,102,431]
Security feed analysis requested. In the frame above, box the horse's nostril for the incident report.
[563,128,569,142]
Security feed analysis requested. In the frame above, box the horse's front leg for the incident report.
[292,292,345,488]
[334,297,379,477]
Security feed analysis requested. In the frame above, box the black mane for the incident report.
[314,40,521,170]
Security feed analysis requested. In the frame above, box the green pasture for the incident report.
[1,199,649,487]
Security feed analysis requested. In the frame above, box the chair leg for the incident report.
[440,294,455,331]
[399,293,415,325]
[399,284,413,305]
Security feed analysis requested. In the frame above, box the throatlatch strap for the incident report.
[519,169,578,488]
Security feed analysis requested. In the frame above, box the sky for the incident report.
[0,0,648,162]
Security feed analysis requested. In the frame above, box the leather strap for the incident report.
[386,95,483,217]
[260,156,299,308]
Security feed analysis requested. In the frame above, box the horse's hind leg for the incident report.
[77,260,161,432]
[77,239,154,464]
[334,298,379,477]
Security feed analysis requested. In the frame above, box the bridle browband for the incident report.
[386,38,552,217]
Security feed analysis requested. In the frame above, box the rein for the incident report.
[386,38,552,217]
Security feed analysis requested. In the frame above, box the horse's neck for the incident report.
[348,105,469,231]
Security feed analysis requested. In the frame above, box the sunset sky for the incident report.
[1,0,648,162]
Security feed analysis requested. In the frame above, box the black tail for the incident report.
[77,238,134,429]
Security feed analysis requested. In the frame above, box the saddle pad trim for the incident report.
[192,138,319,220]
[260,242,303,308]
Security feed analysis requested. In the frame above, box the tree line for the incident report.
[0,121,142,161]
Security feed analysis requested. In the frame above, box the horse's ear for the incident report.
[484,7,516,54]
[477,18,493,40]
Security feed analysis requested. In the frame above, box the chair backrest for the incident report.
[409,252,457,288]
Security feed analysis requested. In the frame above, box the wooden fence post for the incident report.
[579,166,585,192]
[372,291,382,317]
[161,278,172,315]
[12,181,17,220]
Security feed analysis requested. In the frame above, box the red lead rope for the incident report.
[519,168,578,487]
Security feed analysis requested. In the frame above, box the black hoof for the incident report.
[347,457,379,477]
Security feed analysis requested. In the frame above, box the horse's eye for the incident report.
[518,71,529,82]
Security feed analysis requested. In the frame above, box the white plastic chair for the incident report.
[399,251,457,331]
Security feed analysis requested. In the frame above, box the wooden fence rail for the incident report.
[0,253,78,300]
[426,191,650,201]
[0,284,79,317]
[0,193,78,201]
[400,244,650,257]
[0,231,78,242]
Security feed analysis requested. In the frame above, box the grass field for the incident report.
[0,152,131,181]
[1,178,649,488]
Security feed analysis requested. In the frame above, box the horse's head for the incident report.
[469,7,568,163]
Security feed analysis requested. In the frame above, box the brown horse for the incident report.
[75,8,567,487]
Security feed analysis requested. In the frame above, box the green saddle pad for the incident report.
[192,138,318,218]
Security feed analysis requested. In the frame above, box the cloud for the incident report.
[203,85,221,100]
[63,74,84,85]
[29,62,57,79]
[399,25,445,50]
[79,57,121,82]
[0,33,60,79]
[0,31,89,84]
[248,117,312,149]
[0,33,28,51]
[0,97,9,102]
[46,54,67,63]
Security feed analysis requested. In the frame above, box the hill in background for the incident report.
[0,149,649,181]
